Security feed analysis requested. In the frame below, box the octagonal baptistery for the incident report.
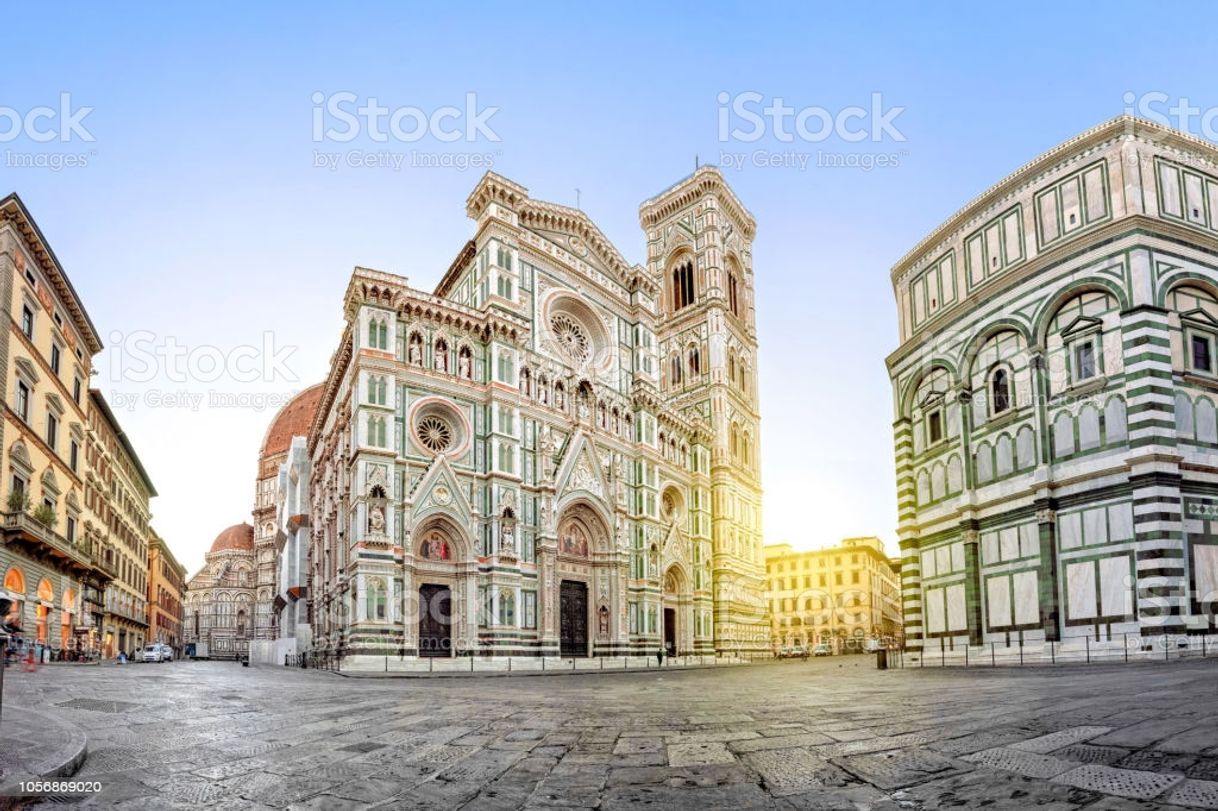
[307,167,768,663]
[887,116,1218,656]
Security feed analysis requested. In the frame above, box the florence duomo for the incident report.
[306,167,768,661]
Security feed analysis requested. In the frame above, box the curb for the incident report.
[334,662,751,679]
[0,707,88,809]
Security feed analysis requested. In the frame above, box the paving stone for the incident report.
[1010,725,1113,753]
[1091,719,1199,749]
[1166,779,1218,810]
[961,746,1077,778]
[1052,764,1184,800]
[729,732,835,752]
[741,748,851,796]
[600,782,774,809]
[1118,749,1200,774]
[1189,758,1218,781]
[832,748,959,790]
[1160,727,1218,755]
[930,729,1035,756]
[887,768,1098,810]
[667,741,737,766]
[1053,744,1131,765]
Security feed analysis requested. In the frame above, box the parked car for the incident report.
[813,643,832,657]
[156,643,173,661]
[789,644,809,659]
[140,644,166,663]
[777,646,792,659]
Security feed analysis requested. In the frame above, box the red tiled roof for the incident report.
[260,384,325,459]
[209,523,254,554]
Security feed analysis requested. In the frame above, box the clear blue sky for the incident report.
[2,3,1214,575]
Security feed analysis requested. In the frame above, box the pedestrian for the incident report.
[656,647,664,667]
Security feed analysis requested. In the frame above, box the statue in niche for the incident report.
[368,506,385,533]
[459,350,472,379]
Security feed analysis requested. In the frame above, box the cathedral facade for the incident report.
[888,117,1218,654]
[307,167,767,661]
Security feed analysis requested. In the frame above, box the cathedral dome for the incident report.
[209,523,254,554]
[260,384,325,459]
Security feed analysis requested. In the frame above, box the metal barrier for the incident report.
[881,633,1217,669]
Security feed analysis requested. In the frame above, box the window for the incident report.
[69,440,79,473]
[1191,333,1214,374]
[991,368,1011,415]
[20,306,32,339]
[50,344,61,375]
[46,412,58,450]
[728,272,740,316]
[499,589,515,626]
[66,516,76,543]
[687,346,701,377]
[1073,339,1097,381]
[15,381,29,422]
[927,409,944,445]
[72,376,81,404]
[671,260,695,311]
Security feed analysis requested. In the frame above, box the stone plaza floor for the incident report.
[3,656,1218,809]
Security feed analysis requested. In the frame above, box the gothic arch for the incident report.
[899,361,959,417]
[413,513,472,561]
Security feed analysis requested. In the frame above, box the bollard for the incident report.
[385,656,388,673]
[1124,633,1128,663]
[965,645,969,668]
[991,642,995,667]
[1051,640,1055,664]
[1085,636,1089,664]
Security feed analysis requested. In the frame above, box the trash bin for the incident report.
[875,649,888,670]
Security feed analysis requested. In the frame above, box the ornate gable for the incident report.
[554,429,609,504]
[409,455,473,526]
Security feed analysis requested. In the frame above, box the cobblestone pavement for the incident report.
[5,657,1218,809]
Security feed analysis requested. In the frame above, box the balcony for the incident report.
[1,510,92,578]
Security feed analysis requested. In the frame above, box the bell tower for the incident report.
[639,167,766,653]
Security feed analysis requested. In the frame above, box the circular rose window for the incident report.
[543,293,610,371]
[409,397,470,458]
[417,415,453,453]
[550,313,590,362]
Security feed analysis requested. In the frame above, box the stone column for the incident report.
[1030,505,1061,643]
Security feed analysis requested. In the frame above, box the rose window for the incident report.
[550,313,591,362]
[417,415,453,453]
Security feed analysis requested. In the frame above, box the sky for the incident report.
[1,2,1215,576]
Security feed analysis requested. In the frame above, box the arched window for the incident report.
[236,610,246,636]
[368,317,388,350]
[4,567,25,594]
[687,346,701,378]
[991,368,1011,415]
[669,353,683,388]
[730,423,740,458]
[671,260,695,311]
[728,351,736,385]
[728,270,740,317]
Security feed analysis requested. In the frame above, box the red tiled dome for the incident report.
[260,384,324,459]
[209,523,254,554]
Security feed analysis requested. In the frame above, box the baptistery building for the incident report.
[888,116,1218,654]
[308,167,767,661]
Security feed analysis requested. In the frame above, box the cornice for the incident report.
[639,165,757,242]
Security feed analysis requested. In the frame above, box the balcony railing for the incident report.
[2,510,92,574]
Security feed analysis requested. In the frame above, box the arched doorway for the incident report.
[663,565,690,657]
[555,502,611,658]
[411,516,467,658]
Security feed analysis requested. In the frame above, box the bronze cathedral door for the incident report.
[559,580,588,657]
